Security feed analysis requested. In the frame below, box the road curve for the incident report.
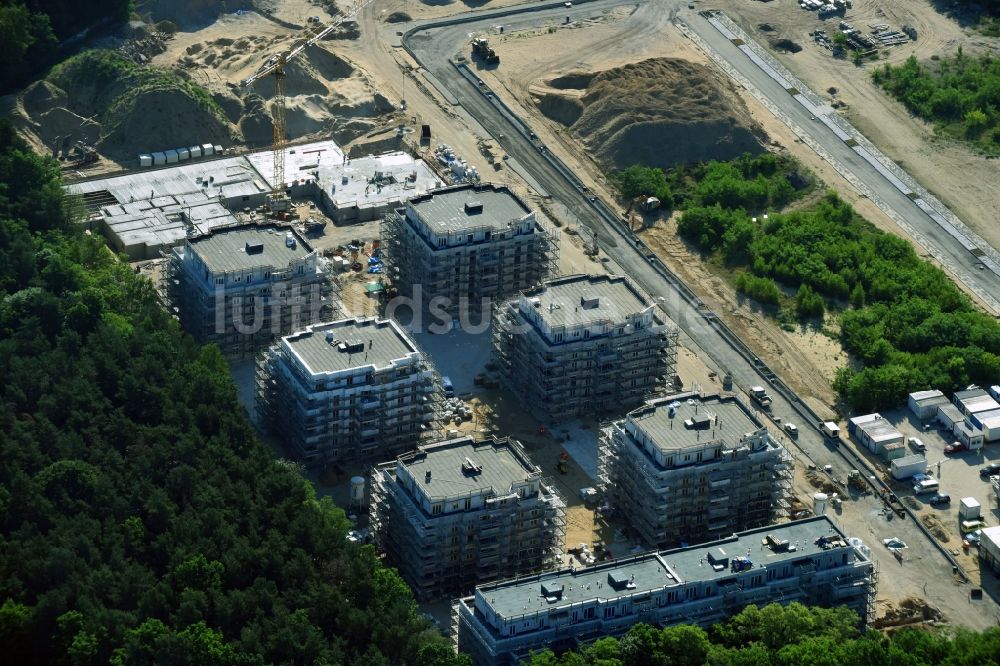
[400,0,999,627]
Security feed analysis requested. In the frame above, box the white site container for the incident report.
[189,145,202,158]
[164,149,179,164]
[152,152,166,166]
[138,154,153,167]
[959,497,982,522]
[201,143,215,156]
[177,147,191,161]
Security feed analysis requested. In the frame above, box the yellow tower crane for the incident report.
[240,0,375,214]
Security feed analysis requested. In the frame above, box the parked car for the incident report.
[979,463,1000,478]
[944,441,966,454]
[908,437,926,453]
[965,529,983,546]
[928,492,951,507]
[784,423,798,437]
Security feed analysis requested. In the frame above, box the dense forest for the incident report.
[0,0,132,91]
[525,602,1000,666]
[872,50,1000,154]
[0,119,466,664]
[617,153,1000,411]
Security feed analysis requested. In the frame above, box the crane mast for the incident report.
[240,0,376,214]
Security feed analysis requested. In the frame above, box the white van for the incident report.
[913,479,939,495]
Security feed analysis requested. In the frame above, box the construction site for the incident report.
[379,182,560,320]
[492,274,679,422]
[370,434,566,600]
[8,0,1000,649]
[598,392,794,550]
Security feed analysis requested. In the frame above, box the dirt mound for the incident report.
[771,39,802,53]
[548,72,595,90]
[140,0,253,29]
[238,94,273,146]
[20,81,68,115]
[875,597,945,628]
[101,87,233,156]
[36,108,102,146]
[920,514,951,542]
[537,93,583,126]
[212,90,244,123]
[536,58,765,171]
[385,12,412,23]
[249,45,354,99]
[758,23,775,32]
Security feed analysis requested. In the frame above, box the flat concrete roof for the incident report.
[477,516,856,621]
[851,414,901,442]
[628,394,764,453]
[67,154,268,207]
[408,183,531,235]
[402,436,538,501]
[188,225,312,274]
[284,318,417,376]
[526,275,652,329]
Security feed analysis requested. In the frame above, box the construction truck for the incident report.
[749,386,772,411]
[471,38,500,65]
[61,141,98,169]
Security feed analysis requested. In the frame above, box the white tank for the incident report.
[813,492,828,516]
[350,476,366,506]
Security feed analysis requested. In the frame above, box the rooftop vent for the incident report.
[541,582,563,600]
[464,201,483,214]
[685,414,712,430]
[580,294,600,309]
[425,470,432,483]
[338,340,366,354]
[608,571,634,590]
[245,241,264,254]
[706,548,728,570]
[462,457,483,475]
[325,332,335,344]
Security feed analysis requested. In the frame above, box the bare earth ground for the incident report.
[26,0,1000,625]
[717,0,1000,260]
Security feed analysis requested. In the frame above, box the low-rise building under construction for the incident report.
[380,183,558,321]
[599,392,792,550]
[256,317,441,467]
[492,274,678,422]
[370,435,565,601]
[166,223,337,357]
[455,516,878,666]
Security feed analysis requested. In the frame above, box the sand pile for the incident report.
[101,87,234,153]
[384,12,412,23]
[534,58,765,170]
[14,51,238,161]
[140,0,253,29]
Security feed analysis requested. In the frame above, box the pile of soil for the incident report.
[384,12,412,23]
[140,0,253,29]
[771,39,802,53]
[920,514,951,542]
[875,597,945,628]
[534,58,765,171]
[17,55,237,161]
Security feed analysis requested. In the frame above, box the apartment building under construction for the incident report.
[492,274,678,422]
[256,317,442,467]
[380,183,558,321]
[166,223,337,357]
[598,391,793,550]
[370,435,565,601]
[455,515,878,666]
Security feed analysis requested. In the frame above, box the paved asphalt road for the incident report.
[402,0,1000,626]
[681,12,1000,314]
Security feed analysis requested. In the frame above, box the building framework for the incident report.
[598,392,792,550]
[256,317,443,467]
[370,435,565,601]
[492,274,678,422]
[454,516,878,666]
[164,223,338,358]
[380,183,559,320]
